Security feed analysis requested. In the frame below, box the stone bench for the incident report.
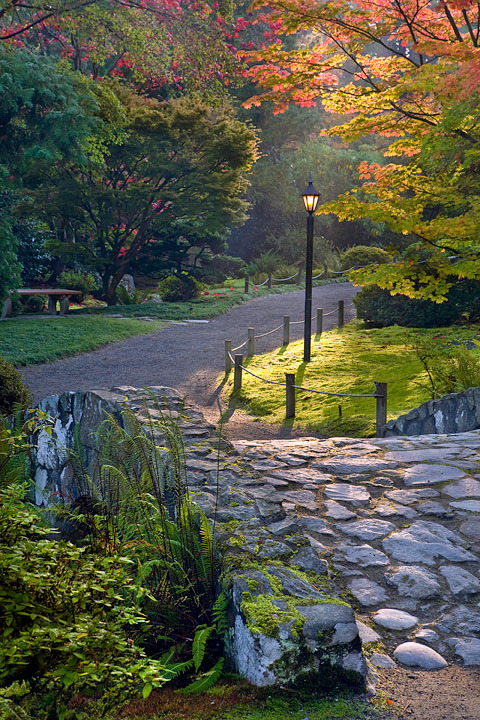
[1,288,83,319]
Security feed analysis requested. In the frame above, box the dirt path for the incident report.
[21,282,358,440]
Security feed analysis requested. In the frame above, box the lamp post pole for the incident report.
[304,212,314,362]
[301,174,319,363]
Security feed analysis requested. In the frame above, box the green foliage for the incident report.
[20,294,46,314]
[31,91,256,304]
[340,245,391,271]
[353,281,480,328]
[158,274,203,302]
[0,356,31,416]
[115,286,150,305]
[66,402,224,682]
[15,220,53,286]
[58,270,99,300]
[0,481,185,719]
[412,340,480,399]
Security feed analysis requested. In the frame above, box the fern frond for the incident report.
[192,624,214,672]
[180,657,224,694]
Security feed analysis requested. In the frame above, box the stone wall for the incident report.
[382,386,480,437]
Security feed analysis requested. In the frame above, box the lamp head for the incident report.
[302,173,320,214]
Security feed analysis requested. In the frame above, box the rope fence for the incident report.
[223,298,388,435]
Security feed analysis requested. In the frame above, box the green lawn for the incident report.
[0,316,167,366]
[224,320,480,437]
[76,277,348,320]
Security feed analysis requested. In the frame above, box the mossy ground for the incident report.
[108,680,388,720]
[224,320,480,437]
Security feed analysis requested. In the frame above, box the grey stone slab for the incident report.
[356,620,381,644]
[331,622,359,645]
[370,653,396,669]
[299,516,333,535]
[437,606,480,635]
[342,544,389,567]
[266,566,325,600]
[403,464,465,487]
[338,519,395,541]
[324,500,356,520]
[275,453,308,466]
[449,500,480,512]
[417,501,452,516]
[373,609,419,630]
[416,628,439,643]
[270,468,333,485]
[384,449,459,463]
[312,458,397,474]
[375,502,418,519]
[251,460,288,471]
[454,638,480,665]
[442,477,480,498]
[264,476,289,487]
[306,535,327,553]
[291,546,328,575]
[268,518,301,536]
[296,604,355,640]
[439,565,480,595]
[459,519,480,541]
[384,488,439,505]
[393,642,447,669]
[384,565,440,599]
[279,489,318,511]
[349,578,387,607]
[324,484,371,505]
[382,520,477,565]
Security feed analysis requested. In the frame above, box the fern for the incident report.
[180,657,224,694]
[212,592,229,637]
[192,624,215,672]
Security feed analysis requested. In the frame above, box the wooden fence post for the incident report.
[297,264,303,285]
[247,328,255,357]
[225,340,232,373]
[234,355,243,391]
[374,381,387,436]
[285,373,295,419]
[283,315,290,345]
[316,308,323,336]
[244,276,249,294]
[338,300,344,329]
[267,274,272,289]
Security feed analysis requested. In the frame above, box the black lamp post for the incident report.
[302,173,320,362]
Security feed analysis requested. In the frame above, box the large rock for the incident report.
[226,568,365,687]
[393,642,447,669]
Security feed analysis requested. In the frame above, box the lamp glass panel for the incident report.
[303,194,318,213]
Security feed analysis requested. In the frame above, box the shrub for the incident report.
[354,280,480,328]
[0,357,31,416]
[58,270,99,300]
[158,273,203,301]
[340,245,391,271]
[193,255,246,285]
[20,294,46,313]
[412,339,480,398]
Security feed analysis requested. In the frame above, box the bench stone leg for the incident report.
[59,297,70,315]
[1,297,12,319]
[48,296,57,315]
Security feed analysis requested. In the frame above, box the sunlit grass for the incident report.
[224,320,480,437]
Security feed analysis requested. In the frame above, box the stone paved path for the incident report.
[191,430,480,671]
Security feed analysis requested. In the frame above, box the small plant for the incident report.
[115,285,150,305]
[340,245,391,271]
[158,273,203,301]
[412,338,480,398]
[0,355,31,416]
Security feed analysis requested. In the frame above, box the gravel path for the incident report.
[21,282,359,440]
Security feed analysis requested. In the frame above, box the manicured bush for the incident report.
[340,245,391,271]
[158,273,203,301]
[354,280,480,328]
[0,356,31,415]
[20,293,46,313]
[58,270,99,300]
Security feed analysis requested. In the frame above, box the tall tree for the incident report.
[243,0,480,299]
[25,87,257,303]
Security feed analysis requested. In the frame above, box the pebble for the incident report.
[416,628,440,643]
[373,609,419,630]
[393,642,447,669]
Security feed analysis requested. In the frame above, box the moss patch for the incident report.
[223,319,480,436]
